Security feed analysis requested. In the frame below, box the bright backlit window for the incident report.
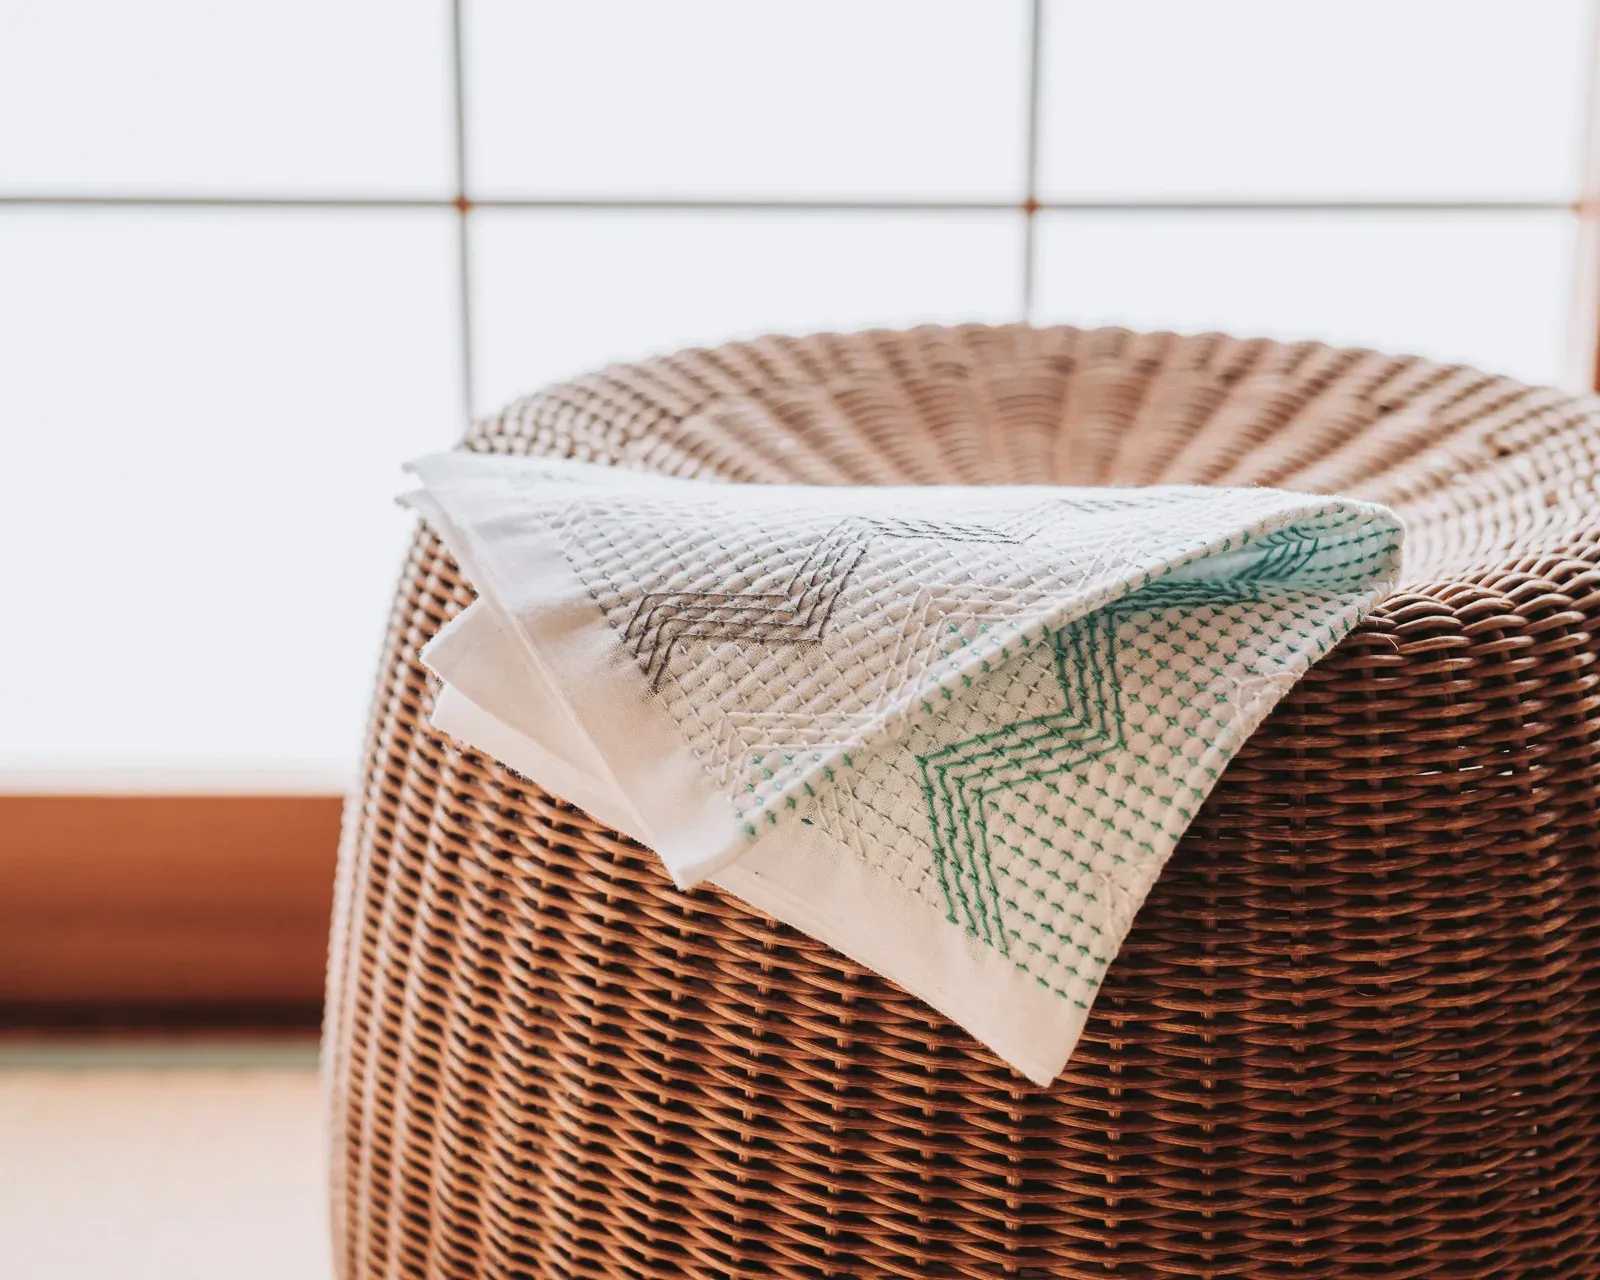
[2,0,1595,783]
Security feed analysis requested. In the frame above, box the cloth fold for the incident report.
[403,451,1403,1083]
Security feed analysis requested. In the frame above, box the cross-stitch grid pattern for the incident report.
[824,581,1359,1008]
[463,468,1403,1005]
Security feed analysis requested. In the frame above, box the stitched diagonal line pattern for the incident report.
[919,611,1122,949]
[622,513,1045,688]
[917,579,1282,949]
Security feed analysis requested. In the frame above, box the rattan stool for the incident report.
[326,325,1600,1279]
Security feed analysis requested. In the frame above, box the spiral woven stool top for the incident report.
[326,324,1600,1279]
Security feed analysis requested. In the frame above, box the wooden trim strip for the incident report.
[0,795,340,1006]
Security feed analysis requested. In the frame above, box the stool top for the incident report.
[467,323,1600,590]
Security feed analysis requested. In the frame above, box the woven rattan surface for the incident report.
[325,325,1600,1279]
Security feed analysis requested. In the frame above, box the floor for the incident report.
[0,1040,331,1280]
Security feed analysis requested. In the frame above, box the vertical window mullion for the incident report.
[1022,0,1045,321]
[1568,1,1600,391]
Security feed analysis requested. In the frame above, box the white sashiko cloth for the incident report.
[403,452,1403,1083]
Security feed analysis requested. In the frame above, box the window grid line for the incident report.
[1021,0,1045,319]
[450,0,475,422]
[1573,0,1600,389]
[3,196,1590,212]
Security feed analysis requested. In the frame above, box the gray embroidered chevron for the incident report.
[621,508,1059,687]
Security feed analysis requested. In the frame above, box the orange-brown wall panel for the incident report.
[0,796,340,1005]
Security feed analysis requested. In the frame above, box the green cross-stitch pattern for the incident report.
[917,579,1282,950]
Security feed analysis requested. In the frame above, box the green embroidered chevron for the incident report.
[917,578,1285,950]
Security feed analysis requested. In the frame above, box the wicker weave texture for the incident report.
[326,325,1600,1279]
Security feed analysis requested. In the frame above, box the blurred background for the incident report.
[2,1,1597,1276]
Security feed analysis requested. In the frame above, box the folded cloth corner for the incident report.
[401,451,1403,1084]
